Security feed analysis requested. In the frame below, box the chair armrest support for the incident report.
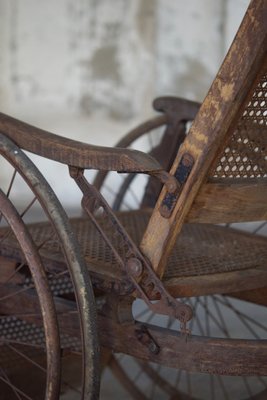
[153,96,200,123]
[0,112,163,174]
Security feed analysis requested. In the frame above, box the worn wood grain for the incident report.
[141,0,267,277]
[0,112,162,173]
[97,316,267,376]
[187,179,267,223]
[164,266,267,298]
[4,282,266,377]
[229,287,267,307]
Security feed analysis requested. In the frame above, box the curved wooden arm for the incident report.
[153,96,200,122]
[0,112,163,173]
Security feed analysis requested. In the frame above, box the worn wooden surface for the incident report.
[164,266,267,298]
[141,0,267,277]
[0,112,162,173]
[187,179,267,223]
[229,287,267,307]
[97,314,267,376]
[2,282,267,377]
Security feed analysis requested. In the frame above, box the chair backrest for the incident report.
[140,0,267,277]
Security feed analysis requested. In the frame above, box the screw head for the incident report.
[126,257,143,278]
[148,341,160,354]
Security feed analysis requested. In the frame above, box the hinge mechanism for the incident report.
[160,153,194,218]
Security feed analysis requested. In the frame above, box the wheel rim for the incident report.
[0,134,100,399]
[0,189,61,399]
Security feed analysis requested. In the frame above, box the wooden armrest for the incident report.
[153,96,200,122]
[0,112,163,173]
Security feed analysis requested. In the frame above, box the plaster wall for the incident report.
[0,0,250,208]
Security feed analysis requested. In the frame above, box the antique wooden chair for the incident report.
[0,0,266,399]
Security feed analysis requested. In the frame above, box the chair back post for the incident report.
[141,0,267,277]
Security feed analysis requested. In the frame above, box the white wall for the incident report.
[0,0,250,209]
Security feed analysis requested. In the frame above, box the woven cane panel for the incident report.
[0,317,46,369]
[82,212,267,278]
[1,211,267,281]
[28,212,267,278]
[0,318,81,371]
[164,223,267,279]
[211,72,267,179]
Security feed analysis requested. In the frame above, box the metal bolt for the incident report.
[148,341,160,354]
[126,257,143,278]
[160,203,172,218]
[182,153,194,168]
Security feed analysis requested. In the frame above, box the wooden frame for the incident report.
[141,0,267,276]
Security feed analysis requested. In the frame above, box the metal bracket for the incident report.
[160,153,194,218]
[70,166,193,334]
[135,324,160,354]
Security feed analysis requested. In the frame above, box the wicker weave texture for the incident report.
[211,71,267,179]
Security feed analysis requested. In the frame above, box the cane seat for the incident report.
[1,210,266,299]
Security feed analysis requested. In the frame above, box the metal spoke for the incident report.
[0,374,33,400]
[3,261,26,285]
[6,170,17,198]
[0,308,76,319]
[198,297,229,337]
[149,372,157,399]
[20,197,37,219]
[0,170,17,224]
[1,339,45,349]
[188,297,200,332]
[242,376,253,397]
[0,283,35,302]
[110,355,148,400]
[133,361,146,383]
[252,221,267,234]
[0,311,41,319]
[0,225,13,244]
[210,374,215,400]
[188,298,205,335]
[7,343,46,373]
[211,295,230,338]
[215,296,266,338]
[204,297,210,336]
[102,183,133,210]
[135,306,151,321]
[216,375,229,400]
[119,175,140,207]
[257,376,267,389]
[186,371,192,397]
[137,361,182,399]
[0,368,23,400]
[173,369,182,390]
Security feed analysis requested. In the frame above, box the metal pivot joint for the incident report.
[69,166,193,336]
[160,153,194,218]
[136,325,160,354]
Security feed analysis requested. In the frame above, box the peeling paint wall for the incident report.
[0,0,156,120]
[0,0,250,118]
[0,0,250,207]
[156,0,223,101]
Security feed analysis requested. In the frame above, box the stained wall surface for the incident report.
[0,0,250,207]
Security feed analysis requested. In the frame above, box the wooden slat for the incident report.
[141,0,267,277]
[164,266,267,298]
[98,317,267,376]
[229,287,267,307]
[187,179,267,223]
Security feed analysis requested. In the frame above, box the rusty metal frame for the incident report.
[0,133,100,399]
[69,166,193,334]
